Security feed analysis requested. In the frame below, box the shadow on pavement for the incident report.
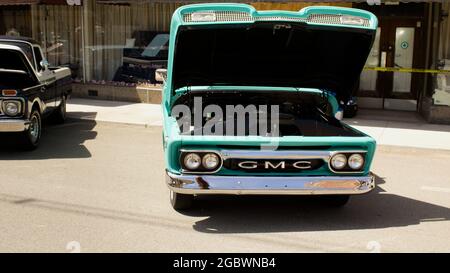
[65,111,99,121]
[0,191,182,231]
[0,174,448,234]
[0,116,97,160]
[179,174,450,234]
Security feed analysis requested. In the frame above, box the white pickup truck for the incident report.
[0,36,72,150]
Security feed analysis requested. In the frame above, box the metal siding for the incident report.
[0,0,40,5]
[441,2,450,59]
[0,0,70,5]
[96,0,445,3]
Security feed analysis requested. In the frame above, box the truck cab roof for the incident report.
[0,36,40,46]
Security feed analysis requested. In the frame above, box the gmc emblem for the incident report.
[237,160,312,170]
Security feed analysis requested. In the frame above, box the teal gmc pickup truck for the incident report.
[159,3,378,210]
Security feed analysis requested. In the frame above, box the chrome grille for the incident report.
[223,158,325,172]
[307,14,341,25]
[216,11,252,22]
[183,11,252,23]
[307,14,370,27]
[255,16,306,23]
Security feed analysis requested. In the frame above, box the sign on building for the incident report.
[66,0,82,5]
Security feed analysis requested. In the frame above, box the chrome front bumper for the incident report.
[166,171,375,195]
[0,119,30,132]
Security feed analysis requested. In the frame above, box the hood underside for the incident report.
[172,22,376,101]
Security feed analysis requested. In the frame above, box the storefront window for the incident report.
[0,1,177,85]
[360,27,381,92]
[84,2,178,85]
[0,5,32,38]
[32,4,83,80]
[1,1,356,87]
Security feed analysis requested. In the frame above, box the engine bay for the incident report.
[172,90,364,137]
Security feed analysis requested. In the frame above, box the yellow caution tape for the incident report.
[364,66,450,74]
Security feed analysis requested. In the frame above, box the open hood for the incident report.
[0,45,39,89]
[172,22,376,102]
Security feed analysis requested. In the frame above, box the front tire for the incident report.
[21,109,42,150]
[52,95,67,124]
[170,190,193,210]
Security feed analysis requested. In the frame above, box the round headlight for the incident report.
[331,154,347,170]
[348,154,364,170]
[183,153,201,170]
[202,153,220,170]
[4,101,19,116]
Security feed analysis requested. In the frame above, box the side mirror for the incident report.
[155,68,167,83]
[40,60,50,71]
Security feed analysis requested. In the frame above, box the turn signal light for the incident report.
[2,90,17,96]
[190,12,216,22]
[340,15,366,26]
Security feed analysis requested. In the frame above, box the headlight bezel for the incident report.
[1,99,23,117]
[180,150,223,174]
[329,152,366,173]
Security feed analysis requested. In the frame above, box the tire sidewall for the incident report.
[59,96,67,121]
[170,190,193,210]
[26,109,42,148]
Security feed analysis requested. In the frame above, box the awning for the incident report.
[0,0,442,6]
[0,0,81,5]
[0,0,40,5]
[41,0,82,4]
[96,0,446,3]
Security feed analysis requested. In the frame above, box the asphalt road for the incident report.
[0,119,449,252]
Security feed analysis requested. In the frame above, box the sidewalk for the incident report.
[346,109,450,151]
[67,98,450,151]
[67,98,162,127]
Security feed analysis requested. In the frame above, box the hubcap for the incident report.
[29,115,40,143]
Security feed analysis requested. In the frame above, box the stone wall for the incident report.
[71,83,162,104]
[421,97,450,125]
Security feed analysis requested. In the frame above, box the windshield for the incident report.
[0,41,35,69]
[0,49,38,88]
[123,32,169,60]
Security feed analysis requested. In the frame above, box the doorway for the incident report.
[356,3,427,111]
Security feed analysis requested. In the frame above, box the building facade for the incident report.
[1,0,449,123]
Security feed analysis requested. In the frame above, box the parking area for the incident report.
[0,116,449,252]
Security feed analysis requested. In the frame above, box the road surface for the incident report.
[0,119,449,252]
